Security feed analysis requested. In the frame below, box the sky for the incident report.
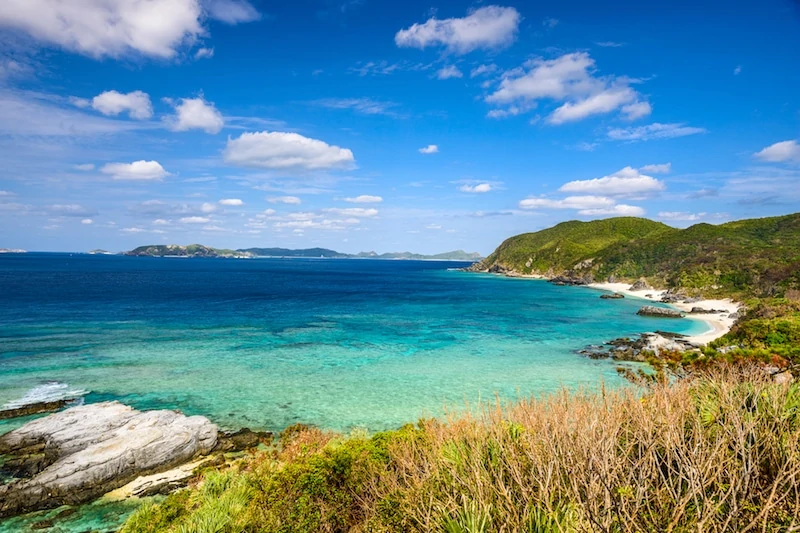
[0,0,799,254]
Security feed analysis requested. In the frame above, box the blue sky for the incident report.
[0,0,799,254]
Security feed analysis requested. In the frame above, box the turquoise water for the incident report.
[0,254,708,433]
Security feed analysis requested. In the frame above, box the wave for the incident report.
[3,381,88,410]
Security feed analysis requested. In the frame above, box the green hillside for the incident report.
[125,244,250,258]
[475,213,800,297]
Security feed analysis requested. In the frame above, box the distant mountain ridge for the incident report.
[124,245,482,261]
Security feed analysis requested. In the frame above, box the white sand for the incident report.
[588,282,741,345]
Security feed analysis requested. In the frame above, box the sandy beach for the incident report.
[588,282,741,345]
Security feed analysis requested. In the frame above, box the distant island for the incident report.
[124,244,482,261]
[0,248,26,253]
[87,249,114,255]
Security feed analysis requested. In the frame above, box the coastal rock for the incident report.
[0,402,217,518]
[636,306,684,318]
[629,279,652,291]
[0,399,74,421]
[216,428,273,452]
[600,293,625,299]
[549,273,593,286]
[689,307,728,314]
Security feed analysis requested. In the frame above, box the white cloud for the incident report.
[91,90,152,119]
[122,227,147,233]
[195,47,214,59]
[49,204,97,217]
[558,167,665,198]
[579,204,645,216]
[344,195,383,203]
[596,41,625,47]
[0,90,151,136]
[322,207,379,217]
[74,163,95,171]
[81,218,94,225]
[519,195,615,210]
[426,224,442,230]
[486,52,650,124]
[519,195,644,216]
[639,163,671,174]
[436,65,463,80]
[419,144,439,154]
[608,122,706,142]
[542,17,559,28]
[459,183,493,193]
[224,131,355,170]
[180,216,210,223]
[100,160,169,181]
[0,0,204,59]
[312,98,400,117]
[658,211,706,221]
[470,64,497,77]
[200,202,217,213]
[395,5,520,54]
[203,0,261,24]
[734,65,742,75]
[219,198,243,206]
[165,96,224,134]
[267,196,302,204]
[754,140,800,163]
[0,190,12,196]
[153,219,170,225]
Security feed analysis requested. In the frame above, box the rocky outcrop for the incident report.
[0,399,74,420]
[600,293,625,299]
[550,273,594,286]
[577,331,697,362]
[636,305,684,318]
[0,402,217,518]
[629,279,652,291]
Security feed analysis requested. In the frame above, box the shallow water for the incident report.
[0,254,707,433]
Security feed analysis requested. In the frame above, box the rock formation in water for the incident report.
[0,402,218,518]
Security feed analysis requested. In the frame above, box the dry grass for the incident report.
[123,367,800,532]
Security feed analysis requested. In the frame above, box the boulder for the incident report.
[636,306,684,318]
[0,402,217,518]
[600,293,625,299]
[629,279,652,291]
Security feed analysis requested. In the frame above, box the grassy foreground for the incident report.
[122,368,800,533]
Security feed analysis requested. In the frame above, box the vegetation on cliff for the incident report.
[475,213,800,298]
[122,368,800,532]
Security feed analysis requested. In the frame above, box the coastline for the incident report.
[587,282,740,345]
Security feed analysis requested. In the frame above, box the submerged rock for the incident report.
[636,306,684,318]
[0,402,217,518]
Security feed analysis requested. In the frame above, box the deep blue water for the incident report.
[0,253,707,433]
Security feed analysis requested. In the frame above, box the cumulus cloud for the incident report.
[81,218,94,225]
[203,0,261,24]
[180,216,210,223]
[101,160,169,181]
[0,0,204,59]
[165,96,224,134]
[436,65,463,80]
[486,52,651,124]
[344,195,383,203]
[419,144,439,154]
[395,5,520,54]
[658,211,706,221]
[92,90,153,119]
[754,140,800,163]
[267,196,302,204]
[640,163,671,174]
[459,183,493,193]
[224,131,355,170]
[608,122,706,142]
[558,167,665,198]
[519,195,644,216]
[219,198,243,206]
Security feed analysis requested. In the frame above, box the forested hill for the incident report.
[471,213,800,297]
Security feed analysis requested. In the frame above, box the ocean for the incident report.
[0,253,708,434]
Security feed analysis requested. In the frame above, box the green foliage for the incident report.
[479,213,800,297]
